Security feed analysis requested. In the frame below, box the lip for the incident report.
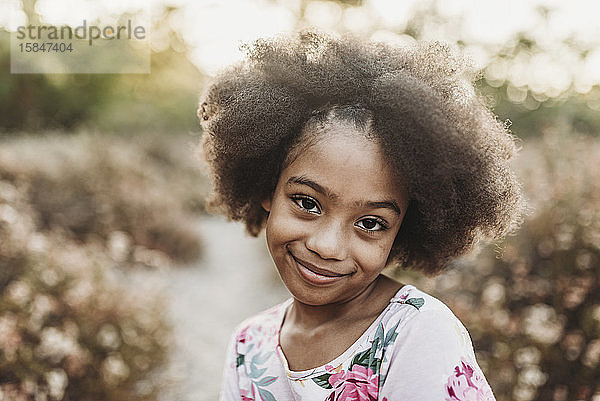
[288,251,351,285]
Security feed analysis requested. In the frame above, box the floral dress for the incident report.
[219,285,495,401]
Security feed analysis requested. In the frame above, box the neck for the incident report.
[286,275,399,329]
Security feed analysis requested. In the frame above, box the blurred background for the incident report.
[1,0,599,400]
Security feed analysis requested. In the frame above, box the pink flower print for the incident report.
[326,365,379,401]
[446,359,495,401]
[236,325,252,344]
[325,364,343,373]
[240,389,254,401]
[396,290,410,303]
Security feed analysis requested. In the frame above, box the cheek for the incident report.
[265,207,302,248]
[353,237,395,273]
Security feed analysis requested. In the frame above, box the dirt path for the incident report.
[157,216,289,401]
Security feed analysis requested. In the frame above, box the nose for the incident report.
[305,218,348,261]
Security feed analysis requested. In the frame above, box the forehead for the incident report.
[280,128,406,205]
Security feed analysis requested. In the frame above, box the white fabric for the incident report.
[219,285,495,401]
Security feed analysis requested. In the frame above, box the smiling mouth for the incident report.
[287,250,351,284]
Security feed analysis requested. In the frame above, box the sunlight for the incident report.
[2,0,600,90]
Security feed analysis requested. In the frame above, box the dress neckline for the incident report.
[275,284,415,380]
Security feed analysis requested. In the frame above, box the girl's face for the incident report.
[261,123,409,306]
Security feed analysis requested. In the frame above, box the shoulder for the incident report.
[386,285,465,327]
[392,284,454,315]
[385,285,474,353]
[379,286,496,400]
[230,299,291,349]
[382,284,460,326]
[221,301,292,401]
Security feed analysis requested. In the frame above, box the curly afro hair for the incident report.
[198,30,525,276]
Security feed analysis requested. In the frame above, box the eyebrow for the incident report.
[286,175,403,216]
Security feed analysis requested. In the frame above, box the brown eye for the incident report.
[362,219,377,230]
[292,196,320,214]
[301,199,316,210]
[356,217,388,232]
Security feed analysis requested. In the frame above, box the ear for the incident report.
[261,196,272,213]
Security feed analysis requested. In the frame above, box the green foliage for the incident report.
[392,4,600,139]
[0,30,116,131]
[92,45,204,134]
[477,81,600,138]
[0,2,204,134]
[394,133,600,400]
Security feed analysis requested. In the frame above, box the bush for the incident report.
[0,132,207,266]
[0,178,170,400]
[0,25,204,134]
[393,132,600,401]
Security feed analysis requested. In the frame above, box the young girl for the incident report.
[198,30,524,401]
